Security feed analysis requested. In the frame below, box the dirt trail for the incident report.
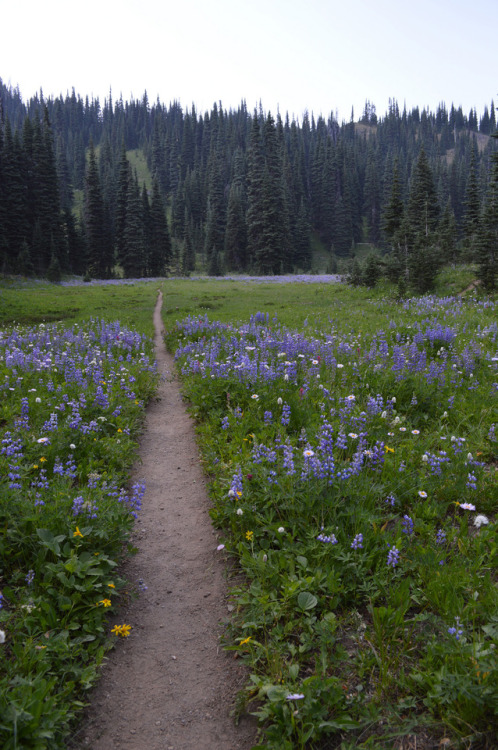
[72,292,257,750]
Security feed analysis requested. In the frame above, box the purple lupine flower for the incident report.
[448,617,463,640]
[25,570,35,585]
[281,403,291,426]
[351,533,363,549]
[387,546,400,568]
[402,515,414,535]
[317,528,338,544]
[436,529,446,545]
[466,472,477,490]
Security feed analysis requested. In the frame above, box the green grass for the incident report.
[0,280,160,337]
[159,269,485,334]
[126,149,153,192]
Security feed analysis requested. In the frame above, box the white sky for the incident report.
[1,0,497,122]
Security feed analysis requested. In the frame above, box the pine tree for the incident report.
[181,216,196,274]
[407,145,439,237]
[363,143,381,243]
[84,140,111,278]
[246,113,265,268]
[204,150,226,274]
[256,112,289,273]
[121,171,145,277]
[362,252,382,287]
[115,143,130,262]
[224,181,247,271]
[438,198,458,264]
[406,146,440,291]
[293,198,312,270]
[141,183,152,274]
[463,141,481,256]
[149,178,171,276]
[1,120,29,272]
[382,159,404,246]
[477,150,498,290]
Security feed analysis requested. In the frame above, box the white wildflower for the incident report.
[473,515,489,528]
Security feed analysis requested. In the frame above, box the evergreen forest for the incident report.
[1,80,497,290]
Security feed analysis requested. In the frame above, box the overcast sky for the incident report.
[1,0,496,122]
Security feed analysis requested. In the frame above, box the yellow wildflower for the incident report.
[97,599,112,608]
[239,636,252,646]
[73,527,83,538]
[246,530,254,541]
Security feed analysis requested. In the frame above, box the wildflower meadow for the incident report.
[0,276,496,749]
[165,287,497,749]
[0,313,158,748]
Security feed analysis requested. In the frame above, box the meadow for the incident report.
[0,273,496,749]
[0,280,159,747]
[163,276,497,749]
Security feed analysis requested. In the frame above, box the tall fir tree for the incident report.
[149,178,171,275]
[406,145,441,292]
[84,140,112,278]
[115,143,130,265]
[477,149,498,290]
[463,141,481,256]
[224,181,247,271]
[246,112,265,268]
[121,171,145,277]
[256,113,288,273]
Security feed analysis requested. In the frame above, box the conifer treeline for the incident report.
[0,80,497,287]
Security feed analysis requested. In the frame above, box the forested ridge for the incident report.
[1,80,497,290]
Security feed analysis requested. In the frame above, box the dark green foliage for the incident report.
[407,145,440,237]
[477,151,498,290]
[463,141,481,257]
[2,78,498,282]
[149,179,171,276]
[121,171,144,277]
[293,199,312,270]
[362,252,382,287]
[246,112,266,269]
[363,144,381,243]
[438,198,458,264]
[83,141,113,278]
[347,257,363,286]
[382,159,404,245]
[225,181,247,271]
[405,147,441,292]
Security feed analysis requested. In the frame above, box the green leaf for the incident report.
[297,591,318,611]
[266,685,289,702]
[36,528,66,556]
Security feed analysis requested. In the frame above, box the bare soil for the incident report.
[70,293,257,750]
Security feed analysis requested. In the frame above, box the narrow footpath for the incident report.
[72,293,257,750]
